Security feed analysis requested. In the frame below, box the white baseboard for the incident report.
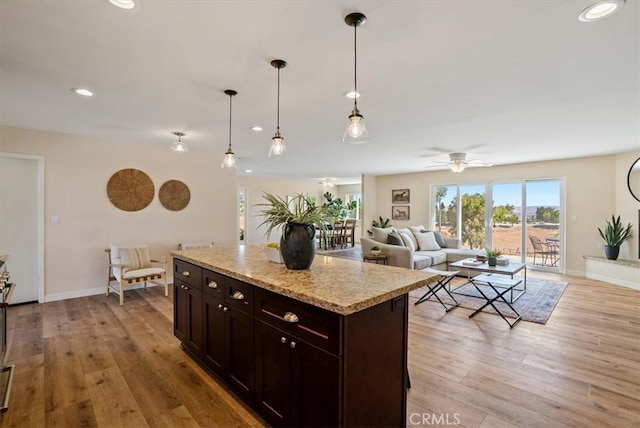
[44,280,174,303]
[585,272,640,291]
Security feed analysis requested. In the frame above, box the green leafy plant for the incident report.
[367,216,392,236]
[371,246,380,251]
[484,248,503,258]
[598,215,633,247]
[256,193,337,239]
[322,192,357,220]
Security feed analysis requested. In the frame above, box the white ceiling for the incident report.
[1,1,638,185]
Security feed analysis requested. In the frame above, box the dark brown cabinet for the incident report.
[173,257,409,427]
[173,259,203,356]
[255,319,339,427]
[201,269,255,403]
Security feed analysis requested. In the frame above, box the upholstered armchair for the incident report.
[106,244,167,305]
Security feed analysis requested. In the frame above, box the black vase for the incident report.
[604,245,620,260]
[488,257,497,267]
[280,222,317,270]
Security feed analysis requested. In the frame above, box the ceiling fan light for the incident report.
[450,161,466,173]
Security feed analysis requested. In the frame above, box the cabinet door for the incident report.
[173,279,189,343]
[226,306,254,402]
[255,320,291,427]
[203,292,225,376]
[290,340,340,428]
[185,284,203,356]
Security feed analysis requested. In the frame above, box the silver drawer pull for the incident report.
[208,281,218,289]
[290,341,297,349]
[284,312,299,323]
[280,337,287,344]
[218,304,223,309]
[231,291,245,300]
[223,306,229,312]
[182,270,190,277]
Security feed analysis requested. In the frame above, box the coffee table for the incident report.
[448,258,527,302]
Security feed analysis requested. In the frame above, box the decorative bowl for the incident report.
[263,246,284,264]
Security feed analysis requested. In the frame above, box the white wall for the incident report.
[0,126,237,300]
[368,153,640,276]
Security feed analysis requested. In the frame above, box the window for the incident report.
[345,193,361,220]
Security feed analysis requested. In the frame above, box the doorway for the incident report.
[0,154,44,303]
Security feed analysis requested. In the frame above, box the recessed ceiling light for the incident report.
[245,169,252,173]
[72,88,95,97]
[106,0,139,10]
[344,91,361,99]
[578,0,625,22]
[251,126,263,132]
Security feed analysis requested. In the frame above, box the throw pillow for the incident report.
[395,227,418,250]
[415,231,441,251]
[423,230,447,248]
[399,232,416,252]
[120,247,152,273]
[387,230,404,246]
[408,225,426,237]
[372,227,394,243]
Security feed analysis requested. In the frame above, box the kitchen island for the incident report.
[171,245,436,427]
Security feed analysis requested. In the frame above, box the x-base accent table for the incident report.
[449,258,527,303]
[448,258,527,328]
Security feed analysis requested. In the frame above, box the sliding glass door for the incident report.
[432,179,563,271]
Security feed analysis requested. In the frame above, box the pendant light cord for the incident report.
[228,94,233,150]
[276,67,281,131]
[353,23,358,109]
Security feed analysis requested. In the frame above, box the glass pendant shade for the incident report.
[343,107,369,144]
[221,89,238,169]
[221,148,237,168]
[171,132,188,153]
[269,129,286,157]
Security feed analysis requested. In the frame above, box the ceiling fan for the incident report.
[427,152,493,173]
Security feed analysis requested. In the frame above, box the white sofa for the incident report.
[361,225,483,271]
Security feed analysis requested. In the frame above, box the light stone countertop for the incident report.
[171,245,437,316]
[583,255,640,268]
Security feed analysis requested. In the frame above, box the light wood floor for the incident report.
[2,267,639,427]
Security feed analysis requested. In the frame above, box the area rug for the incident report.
[410,277,568,324]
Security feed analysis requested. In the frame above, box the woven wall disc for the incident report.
[159,179,190,211]
[107,168,155,212]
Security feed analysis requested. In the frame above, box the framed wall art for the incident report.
[392,189,410,204]
[392,206,410,221]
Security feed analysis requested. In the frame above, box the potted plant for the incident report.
[598,215,633,260]
[370,245,381,255]
[256,192,337,270]
[484,248,503,266]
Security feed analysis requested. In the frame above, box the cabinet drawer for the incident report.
[255,288,341,355]
[174,259,202,288]
[225,277,253,314]
[202,269,226,299]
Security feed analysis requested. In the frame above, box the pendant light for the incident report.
[343,12,369,144]
[171,132,188,153]
[221,89,238,168]
[269,59,287,157]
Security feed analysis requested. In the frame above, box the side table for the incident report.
[363,253,389,265]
